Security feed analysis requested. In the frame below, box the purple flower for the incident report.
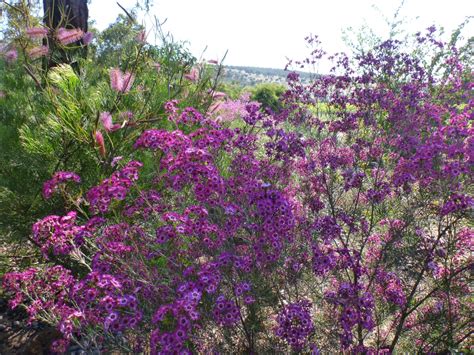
[82,32,94,45]
[274,300,314,351]
[86,161,142,214]
[4,49,18,63]
[42,171,81,199]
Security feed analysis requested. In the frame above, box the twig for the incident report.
[23,64,43,89]
[1,0,22,13]
[116,2,136,24]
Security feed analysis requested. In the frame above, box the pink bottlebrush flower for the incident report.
[119,111,134,121]
[82,32,94,45]
[26,27,48,39]
[208,101,222,114]
[184,67,199,82]
[153,62,161,72]
[109,68,122,91]
[207,59,218,64]
[209,90,227,99]
[210,93,255,122]
[27,46,49,59]
[56,27,84,45]
[121,72,135,92]
[100,112,121,132]
[4,49,18,63]
[136,30,147,43]
[109,68,135,93]
[95,131,106,157]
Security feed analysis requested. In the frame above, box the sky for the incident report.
[90,0,473,69]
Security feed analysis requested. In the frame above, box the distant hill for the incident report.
[222,65,315,86]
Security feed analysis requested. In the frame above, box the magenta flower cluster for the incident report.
[274,300,315,350]
[32,211,99,257]
[86,161,142,214]
[325,283,375,348]
[3,265,75,323]
[42,171,81,199]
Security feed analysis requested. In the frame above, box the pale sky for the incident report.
[90,0,473,69]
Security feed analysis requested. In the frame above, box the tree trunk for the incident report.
[42,0,89,70]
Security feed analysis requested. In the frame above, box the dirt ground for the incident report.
[0,297,61,355]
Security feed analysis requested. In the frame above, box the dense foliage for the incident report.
[0,6,221,262]
[1,3,473,354]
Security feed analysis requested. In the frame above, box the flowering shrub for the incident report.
[1,8,472,354]
[0,6,224,252]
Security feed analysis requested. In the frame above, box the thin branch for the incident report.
[116,2,136,24]
[23,64,43,89]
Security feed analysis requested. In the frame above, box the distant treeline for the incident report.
[226,65,313,78]
[222,65,316,86]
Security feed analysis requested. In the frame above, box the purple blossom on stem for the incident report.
[275,300,314,351]
[42,171,81,199]
[86,161,142,214]
[4,49,18,63]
